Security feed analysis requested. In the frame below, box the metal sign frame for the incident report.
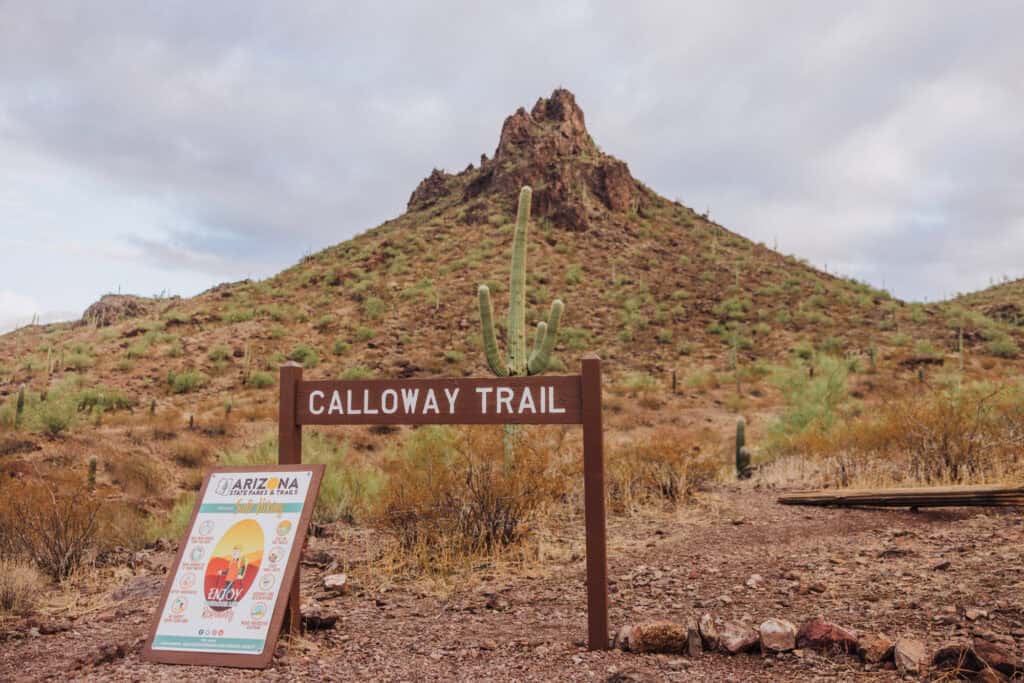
[142,464,325,668]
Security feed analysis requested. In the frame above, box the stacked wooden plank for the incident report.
[778,484,1024,508]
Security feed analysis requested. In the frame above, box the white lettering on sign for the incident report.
[475,387,493,413]
[309,384,568,417]
[309,390,325,415]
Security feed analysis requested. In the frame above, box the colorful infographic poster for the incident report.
[145,465,323,667]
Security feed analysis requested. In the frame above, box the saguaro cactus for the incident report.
[478,187,565,461]
[15,385,25,428]
[735,417,751,479]
[478,186,564,378]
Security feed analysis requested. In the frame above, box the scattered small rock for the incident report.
[894,638,926,675]
[745,574,764,590]
[86,642,127,667]
[719,621,759,655]
[685,619,702,657]
[698,613,719,651]
[322,573,348,595]
[626,621,688,654]
[965,607,988,621]
[758,618,797,653]
[857,633,894,664]
[796,618,858,654]
[613,625,635,651]
[301,604,338,631]
[974,637,1023,677]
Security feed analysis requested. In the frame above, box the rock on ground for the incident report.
[758,618,797,653]
[857,633,894,664]
[719,621,759,655]
[796,618,859,654]
[627,622,688,654]
[698,613,719,651]
[894,638,926,675]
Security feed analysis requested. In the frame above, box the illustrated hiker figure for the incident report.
[218,545,247,601]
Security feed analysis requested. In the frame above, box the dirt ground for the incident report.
[2,488,1023,682]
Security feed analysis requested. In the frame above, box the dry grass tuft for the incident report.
[0,559,45,615]
[607,426,719,512]
[376,425,571,574]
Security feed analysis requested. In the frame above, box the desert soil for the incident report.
[2,489,1022,682]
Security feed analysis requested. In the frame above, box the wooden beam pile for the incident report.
[778,484,1024,508]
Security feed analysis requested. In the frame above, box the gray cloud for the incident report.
[0,1,1021,300]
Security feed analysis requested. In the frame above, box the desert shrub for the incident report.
[363,297,387,320]
[149,492,196,542]
[168,369,207,394]
[172,440,210,468]
[0,559,44,615]
[987,336,1020,358]
[247,371,275,388]
[565,263,583,285]
[109,455,163,497]
[377,426,568,566]
[332,340,350,356]
[656,329,673,344]
[35,396,76,437]
[769,355,849,444]
[443,350,464,364]
[607,428,719,511]
[65,352,95,370]
[339,365,374,380]
[314,314,335,332]
[778,383,1024,486]
[0,475,101,579]
[288,344,320,368]
[207,345,231,362]
[165,340,183,358]
[75,386,134,413]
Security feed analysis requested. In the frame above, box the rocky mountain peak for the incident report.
[408,88,650,231]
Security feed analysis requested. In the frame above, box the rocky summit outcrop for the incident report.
[407,88,650,231]
[81,295,153,327]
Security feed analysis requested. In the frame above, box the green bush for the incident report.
[207,345,231,362]
[247,371,275,389]
[168,370,207,394]
[769,356,849,441]
[987,336,1020,358]
[354,327,375,342]
[332,340,350,356]
[288,344,320,368]
[565,264,583,285]
[339,365,374,381]
[363,297,387,320]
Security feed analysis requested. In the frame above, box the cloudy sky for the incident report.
[1,2,1021,332]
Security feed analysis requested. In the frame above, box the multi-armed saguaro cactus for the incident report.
[478,187,565,461]
[478,186,564,379]
[735,417,751,479]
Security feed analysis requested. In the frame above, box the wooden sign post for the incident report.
[278,354,609,650]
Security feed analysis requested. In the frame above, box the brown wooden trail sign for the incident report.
[278,354,609,651]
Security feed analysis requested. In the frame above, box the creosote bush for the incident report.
[0,474,101,580]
